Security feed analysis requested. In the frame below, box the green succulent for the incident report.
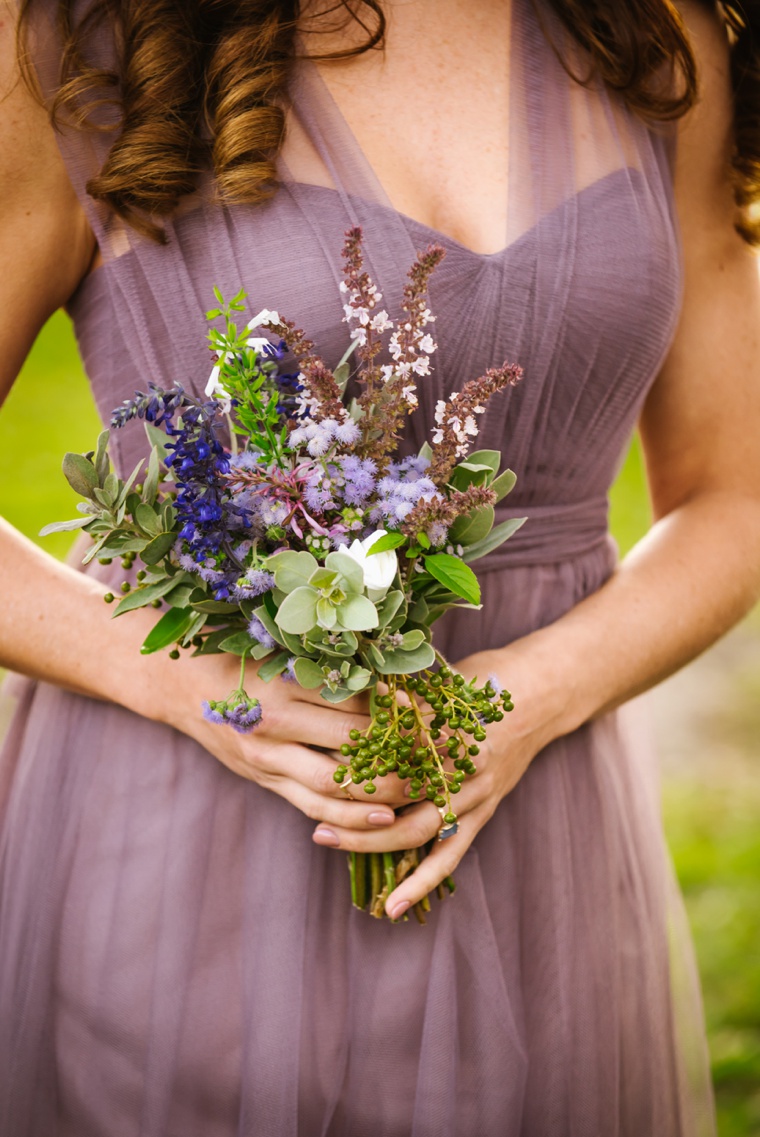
[266,550,379,635]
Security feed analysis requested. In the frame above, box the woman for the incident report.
[1,0,758,1132]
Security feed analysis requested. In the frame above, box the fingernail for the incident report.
[313,827,340,847]
[388,899,411,920]
[368,811,395,827]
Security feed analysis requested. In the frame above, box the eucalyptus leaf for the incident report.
[462,516,527,562]
[293,658,324,689]
[324,551,364,593]
[316,597,338,629]
[276,586,319,634]
[266,550,319,593]
[62,453,99,499]
[139,607,194,654]
[376,589,405,628]
[424,553,481,606]
[335,593,378,632]
[401,629,426,650]
[373,641,436,674]
[346,667,372,692]
[321,686,357,704]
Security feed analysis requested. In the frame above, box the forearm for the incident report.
[499,490,760,749]
[0,516,182,722]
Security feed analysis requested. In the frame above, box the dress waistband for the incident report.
[475,496,612,571]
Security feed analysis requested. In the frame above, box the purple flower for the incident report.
[247,613,276,650]
[237,569,275,598]
[202,694,262,734]
[280,657,298,683]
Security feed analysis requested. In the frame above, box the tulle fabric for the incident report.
[0,0,716,1132]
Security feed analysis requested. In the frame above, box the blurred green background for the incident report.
[1,311,758,1133]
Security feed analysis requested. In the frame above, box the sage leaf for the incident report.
[139,607,194,654]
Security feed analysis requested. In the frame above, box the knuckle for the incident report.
[313,764,339,795]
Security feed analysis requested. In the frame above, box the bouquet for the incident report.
[44,228,525,922]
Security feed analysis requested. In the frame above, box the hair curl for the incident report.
[15,0,760,245]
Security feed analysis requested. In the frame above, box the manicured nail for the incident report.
[388,899,411,920]
[313,827,340,847]
[368,811,394,827]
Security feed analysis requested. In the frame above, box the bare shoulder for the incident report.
[673,1,737,246]
[0,0,95,402]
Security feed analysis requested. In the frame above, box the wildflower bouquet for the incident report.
[44,228,525,921]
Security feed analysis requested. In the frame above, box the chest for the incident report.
[306,0,512,255]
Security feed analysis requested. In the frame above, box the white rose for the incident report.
[343,530,398,601]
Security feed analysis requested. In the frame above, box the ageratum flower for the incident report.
[202,693,262,733]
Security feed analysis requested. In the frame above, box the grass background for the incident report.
[1,311,758,1133]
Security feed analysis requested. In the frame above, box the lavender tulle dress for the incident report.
[0,2,718,1133]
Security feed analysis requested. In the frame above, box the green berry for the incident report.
[433,794,446,808]
[98,557,113,566]
[444,812,457,825]
[169,649,180,660]
[363,782,377,795]
[333,770,345,784]
[340,743,352,756]
[468,744,480,756]
[103,592,114,604]
[120,582,131,593]
[151,599,162,609]
[349,728,361,741]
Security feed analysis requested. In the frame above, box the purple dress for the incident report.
[0,2,717,1133]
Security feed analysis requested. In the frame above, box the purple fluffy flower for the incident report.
[247,613,276,650]
[280,657,298,683]
[202,694,262,734]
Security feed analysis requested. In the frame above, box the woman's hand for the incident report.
[310,647,549,919]
[161,650,404,834]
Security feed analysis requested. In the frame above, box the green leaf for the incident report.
[462,516,527,562]
[115,459,146,509]
[141,531,177,565]
[219,631,257,655]
[135,503,163,537]
[191,598,240,615]
[144,422,171,463]
[321,686,357,704]
[376,589,405,629]
[139,607,194,654]
[316,597,338,629]
[464,449,500,474]
[366,531,406,556]
[346,666,372,692]
[265,550,319,593]
[491,468,517,502]
[401,629,426,650]
[336,594,378,632]
[449,462,492,492]
[180,611,207,646]
[113,574,187,616]
[94,430,111,483]
[62,453,99,499]
[364,642,386,669]
[256,651,292,682]
[192,627,236,656]
[39,516,93,537]
[142,447,161,505]
[373,641,436,674]
[162,584,195,609]
[418,441,433,462]
[276,586,319,634]
[423,553,481,606]
[324,551,364,593]
[449,504,495,546]
[293,658,324,689]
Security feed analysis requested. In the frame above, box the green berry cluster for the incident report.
[332,667,514,827]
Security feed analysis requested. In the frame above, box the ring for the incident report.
[338,774,354,800]
[437,807,459,841]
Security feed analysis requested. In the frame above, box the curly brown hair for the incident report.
[15,0,760,245]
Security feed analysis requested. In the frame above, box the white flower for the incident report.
[246,308,280,330]
[418,334,436,354]
[246,336,273,353]
[342,529,398,601]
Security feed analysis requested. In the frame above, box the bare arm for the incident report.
[0,8,395,832]
[321,3,760,915]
